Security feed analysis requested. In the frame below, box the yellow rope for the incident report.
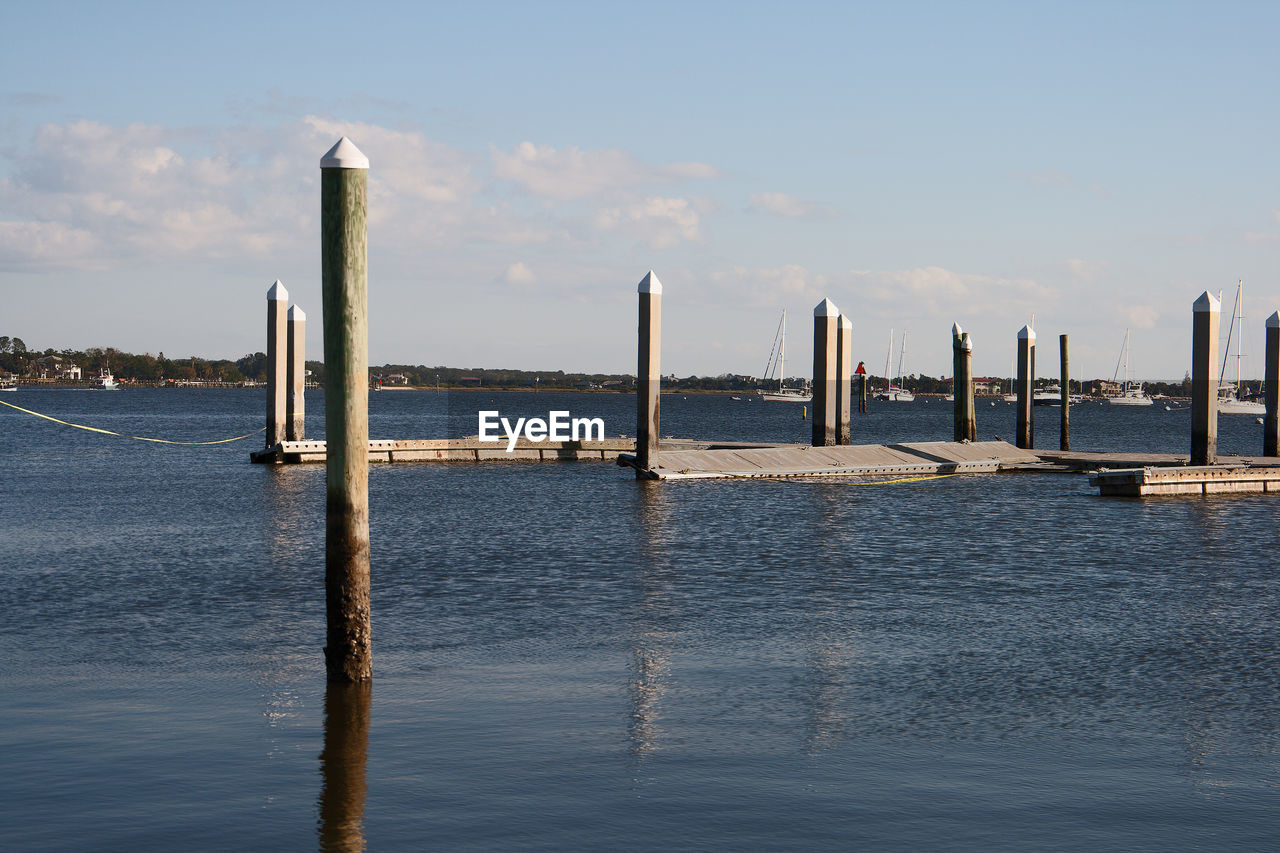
[0,398,265,445]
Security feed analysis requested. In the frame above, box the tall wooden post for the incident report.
[637,271,662,474]
[952,324,975,442]
[266,280,288,447]
[859,371,867,413]
[836,314,853,444]
[286,305,306,442]
[1059,333,1070,451]
[812,298,839,447]
[1016,325,1035,449]
[1266,312,1280,457]
[1191,291,1220,466]
[321,137,371,683]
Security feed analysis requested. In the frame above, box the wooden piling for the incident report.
[286,305,306,442]
[266,280,288,447]
[952,324,975,442]
[1059,333,1070,451]
[320,137,372,683]
[1016,325,1035,449]
[1265,311,1279,457]
[836,315,853,444]
[859,371,867,413]
[811,298,839,447]
[637,271,662,474]
[1190,291,1220,466]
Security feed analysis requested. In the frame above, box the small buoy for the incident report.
[801,405,807,420]
[1165,405,1171,411]
[1258,416,1265,425]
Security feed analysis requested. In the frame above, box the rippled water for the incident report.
[3,388,1279,850]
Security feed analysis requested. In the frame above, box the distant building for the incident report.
[458,376,482,387]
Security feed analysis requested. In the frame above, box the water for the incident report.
[3,388,1279,850]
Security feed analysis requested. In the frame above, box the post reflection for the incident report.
[629,480,674,759]
[317,680,372,852]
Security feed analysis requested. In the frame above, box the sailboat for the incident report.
[1106,329,1152,406]
[1218,281,1265,414]
[757,310,812,402]
[875,329,914,401]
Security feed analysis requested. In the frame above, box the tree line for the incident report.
[1,335,1194,395]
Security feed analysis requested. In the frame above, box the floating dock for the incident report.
[1090,465,1280,496]
[251,435,1280,497]
[250,436,777,464]
[618,440,1039,480]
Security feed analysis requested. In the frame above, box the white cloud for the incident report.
[1066,258,1110,281]
[503,261,536,284]
[708,264,829,307]
[1117,303,1159,329]
[1244,209,1280,246]
[594,196,702,248]
[849,266,1055,318]
[748,192,831,219]
[492,141,717,200]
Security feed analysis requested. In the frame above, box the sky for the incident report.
[2,0,1278,381]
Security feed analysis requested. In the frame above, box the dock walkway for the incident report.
[619,440,1039,480]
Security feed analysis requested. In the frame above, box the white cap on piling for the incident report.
[840,315,852,331]
[815,297,839,317]
[1268,311,1280,328]
[321,137,369,170]
[267,279,288,301]
[288,305,306,322]
[638,270,662,294]
[961,331,973,351]
[952,322,964,338]
[1193,291,1219,312]
[1018,324,1036,341]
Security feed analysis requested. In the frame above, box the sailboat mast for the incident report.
[884,329,893,391]
[1219,284,1240,388]
[780,310,786,391]
[1237,282,1245,392]
[897,331,907,388]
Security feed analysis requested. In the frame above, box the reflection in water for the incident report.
[803,641,853,755]
[317,681,372,853]
[629,481,675,759]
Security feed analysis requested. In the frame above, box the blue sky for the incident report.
[2,1,1278,380]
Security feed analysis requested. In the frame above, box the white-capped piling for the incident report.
[1190,291,1220,465]
[286,305,306,442]
[1265,312,1279,456]
[1016,325,1035,449]
[320,137,372,683]
[266,280,289,447]
[812,298,839,447]
[952,324,975,442]
[636,271,662,473]
[836,314,853,444]
[1059,334,1070,451]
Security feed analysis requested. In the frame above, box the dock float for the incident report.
[249,436,785,464]
[1090,465,1280,496]
[617,440,1039,480]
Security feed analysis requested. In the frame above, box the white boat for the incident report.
[0,378,15,392]
[1217,281,1265,414]
[94,367,119,390]
[757,310,812,402]
[1033,385,1063,406]
[875,329,914,402]
[1106,329,1152,406]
